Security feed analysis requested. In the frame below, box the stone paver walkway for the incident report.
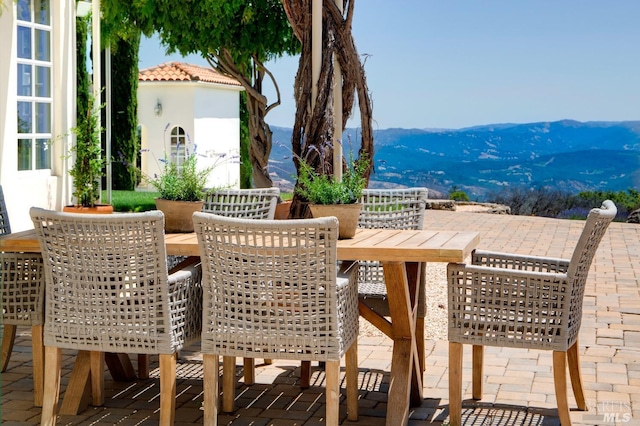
[2,210,638,425]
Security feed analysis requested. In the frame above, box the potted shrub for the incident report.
[64,93,113,213]
[147,151,214,232]
[295,146,369,239]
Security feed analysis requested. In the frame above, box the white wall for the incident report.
[138,82,195,182]
[193,86,241,189]
[138,80,242,192]
[0,1,74,231]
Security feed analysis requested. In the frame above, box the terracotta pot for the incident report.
[154,198,203,233]
[63,204,114,214]
[308,203,362,239]
[274,200,292,220]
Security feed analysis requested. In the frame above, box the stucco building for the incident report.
[138,62,244,191]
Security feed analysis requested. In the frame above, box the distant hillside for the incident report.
[268,120,640,200]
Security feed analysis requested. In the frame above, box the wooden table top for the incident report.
[2,228,479,263]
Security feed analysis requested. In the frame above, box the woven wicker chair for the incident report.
[447,200,617,426]
[0,186,45,407]
[30,208,202,425]
[202,187,280,379]
[166,188,280,271]
[193,213,359,425]
[357,188,429,369]
[202,187,279,218]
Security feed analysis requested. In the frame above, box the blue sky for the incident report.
[138,0,640,130]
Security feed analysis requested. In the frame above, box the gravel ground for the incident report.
[358,262,448,341]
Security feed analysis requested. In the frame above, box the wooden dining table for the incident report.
[1,227,479,426]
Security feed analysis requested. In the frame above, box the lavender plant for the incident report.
[147,152,213,202]
[294,139,369,205]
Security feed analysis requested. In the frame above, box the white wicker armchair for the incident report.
[30,208,202,426]
[0,185,45,406]
[193,213,359,425]
[357,188,429,367]
[447,200,617,426]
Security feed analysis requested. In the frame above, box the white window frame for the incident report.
[16,0,52,172]
[170,126,187,172]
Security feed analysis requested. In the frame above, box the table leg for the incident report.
[382,261,423,426]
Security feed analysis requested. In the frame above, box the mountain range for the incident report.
[268,120,640,200]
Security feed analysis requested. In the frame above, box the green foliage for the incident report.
[295,153,369,205]
[69,93,105,207]
[239,92,252,188]
[102,190,158,212]
[449,186,470,202]
[488,186,638,220]
[576,189,640,213]
[91,1,144,191]
[76,15,90,126]
[109,32,142,190]
[146,154,213,202]
[129,0,299,64]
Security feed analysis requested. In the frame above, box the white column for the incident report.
[311,0,321,111]
[92,0,100,101]
[332,0,343,181]
[105,44,111,203]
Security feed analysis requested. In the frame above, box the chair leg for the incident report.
[448,342,463,426]
[222,356,236,413]
[416,317,425,372]
[553,351,572,426]
[138,354,150,379]
[159,353,177,425]
[203,354,220,426]
[105,352,137,381]
[1,324,17,372]
[300,360,312,389]
[243,357,255,385]
[90,351,105,407]
[60,350,93,415]
[325,360,340,426]
[40,346,62,426]
[567,340,587,411]
[472,345,483,400]
[32,325,45,407]
[346,339,359,422]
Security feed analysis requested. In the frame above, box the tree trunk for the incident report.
[207,51,276,189]
[283,0,374,218]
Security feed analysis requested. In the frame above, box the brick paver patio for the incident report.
[2,209,638,425]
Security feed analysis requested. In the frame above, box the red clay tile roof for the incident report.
[139,62,242,87]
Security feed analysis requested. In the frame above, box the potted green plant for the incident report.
[64,92,112,213]
[294,144,369,238]
[147,151,214,232]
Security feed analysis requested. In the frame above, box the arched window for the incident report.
[170,126,187,170]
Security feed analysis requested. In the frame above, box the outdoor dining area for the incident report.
[2,185,639,426]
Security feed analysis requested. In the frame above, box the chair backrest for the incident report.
[0,185,11,235]
[202,187,279,219]
[193,213,354,361]
[29,208,181,353]
[565,200,616,343]
[358,188,428,230]
[568,199,617,278]
[1,186,45,326]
